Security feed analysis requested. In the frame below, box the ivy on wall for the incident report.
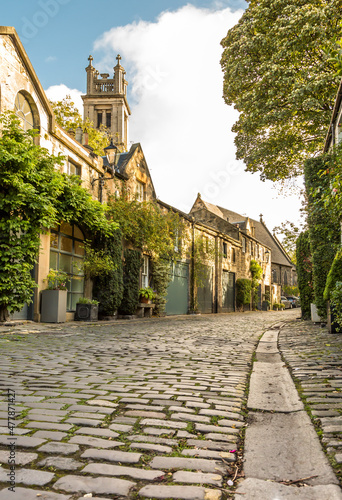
[120,249,142,315]
[90,229,124,317]
[296,231,314,320]
[304,154,340,317]
[236,279,252,310]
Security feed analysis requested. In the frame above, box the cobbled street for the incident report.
[0,309,341,500]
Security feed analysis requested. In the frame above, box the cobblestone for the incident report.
[279,319,342,484]
[0,310,302,497]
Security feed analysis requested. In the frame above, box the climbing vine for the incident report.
[296,231,314,320]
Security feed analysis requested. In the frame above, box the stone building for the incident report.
[0,25,278,321]
[190,195,296,305]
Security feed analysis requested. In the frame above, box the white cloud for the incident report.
[92,4,303,230]
[45,84,83,114]
[45,55,57,63]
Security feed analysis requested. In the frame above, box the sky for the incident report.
[3,0,304,234]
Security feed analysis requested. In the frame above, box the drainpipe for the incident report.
[190,218,195,313]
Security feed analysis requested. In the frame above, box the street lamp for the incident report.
[91,139,119,202]
[265,250,270,263]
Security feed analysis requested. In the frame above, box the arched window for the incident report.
[14,91,40,141]
[50,223,85,311]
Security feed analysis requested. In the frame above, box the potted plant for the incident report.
[139,287,155,304]
[41,269,69,323]
[273,303,280,311]
[75,297,99,322]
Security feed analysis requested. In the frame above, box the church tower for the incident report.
[82,54,131,149]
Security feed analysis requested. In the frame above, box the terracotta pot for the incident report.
[140,296,150,304]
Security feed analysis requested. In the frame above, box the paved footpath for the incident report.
[0,310,340,500]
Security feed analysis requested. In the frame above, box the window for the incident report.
[50,223,85,311]
[248,240,252,254]
[14,92,34,131]
[106,112,111,129]
[260,247,263,261]
[231,247,236,263]
[242,237,246,253]
[67,160,81,177]
[255,244,259,259]
[272,269,277,283]
[141,255,149,288]
[136,181,145,202]
[284,271,288,285]
[97,112,103,128]
[223,242,227,258]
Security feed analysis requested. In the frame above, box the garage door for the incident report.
[165,261,189,315]
[197,265,213,314]
[222,271,235,312]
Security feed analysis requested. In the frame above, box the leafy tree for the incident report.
[221,0,342,181]
[50,95,111,156]
[273,221,303,263]
[0,113,65,321]
[107,196,181,259]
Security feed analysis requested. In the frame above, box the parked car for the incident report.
[286,296,300,308]
[281,296,292,309]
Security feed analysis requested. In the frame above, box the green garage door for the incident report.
[197,265,213,314]
[165,262,189,315]
[222,271,235,312]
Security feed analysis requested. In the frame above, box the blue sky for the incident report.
[3,0,304,232]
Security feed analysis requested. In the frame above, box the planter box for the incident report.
[75,303,98,322]
[311,303,323,323]
[41,289,67,323]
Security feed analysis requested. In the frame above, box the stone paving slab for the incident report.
[83,462,165,480]
[138,484,222,499]
[0,465,54,485]
[279,320,342,484]
[248,362,304,412]
[234,478,342,499]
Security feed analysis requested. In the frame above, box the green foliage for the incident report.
[139,287,155,300]
[92,229,123,317]
[250,259,262,310]
[324,248,342,301]
[0,112,117,321]
[0,113,65,321]
[77,297,99,305]
[273,221,303,264]
[305,155,340,317]
[236,279,252,308]
[50,95,110,156]
[55,174,117,237]
[151,258,171,316]
[330,282,342,331]
[120,249,142,315]
[45,269,69,290]
[296,231,314,320]
[220,0,342,181]
[273,303,280,310]
[282,285,300,297]
[108,197,181,259]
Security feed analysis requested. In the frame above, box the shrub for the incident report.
[304,155,340,317]
[296,231,314,320]
[120,249,142,315]
[324,248,342,301]
[236,279,252,308]
[330,282,342,332]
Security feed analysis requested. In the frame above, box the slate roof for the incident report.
[216,205,294,268]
